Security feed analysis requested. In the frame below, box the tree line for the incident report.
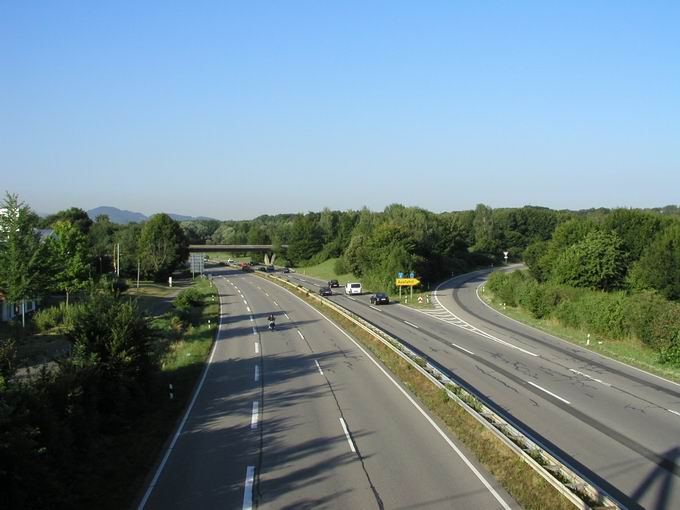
[0,193,190,322]
[0,193,202,509]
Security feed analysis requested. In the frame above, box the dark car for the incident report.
[266,265,275,272]
[319,287,333,296]
[282,267,290,273]
[258,266,267,272]
[370,293,389,305]
[328,279,339,288]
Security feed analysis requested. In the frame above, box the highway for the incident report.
[137,266,516,510]
[285,268,680,510]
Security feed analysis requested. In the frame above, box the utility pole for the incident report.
[116,243,120,277]
[137,258,141,289]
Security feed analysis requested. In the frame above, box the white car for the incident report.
[345,282,362,295]
[227,259,234,264]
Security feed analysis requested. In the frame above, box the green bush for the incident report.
[173,288,203,310]
[33,304,67,332]
[648,304,680,366]
[334,256,349,275]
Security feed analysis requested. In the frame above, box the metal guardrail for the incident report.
[261,272,622,510]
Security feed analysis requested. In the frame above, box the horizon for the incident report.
[2,2,679,217]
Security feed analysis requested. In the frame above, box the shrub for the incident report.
[334,256,349,275]
[648,304,680,366]
[173,288,203,310]
[33,304,66,332]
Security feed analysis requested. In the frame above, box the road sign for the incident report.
[398,272,404,278]
[396,278,420,286]
[409,272,415,278]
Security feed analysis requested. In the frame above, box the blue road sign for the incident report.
[398,272,404,278]
[409,272,415,278]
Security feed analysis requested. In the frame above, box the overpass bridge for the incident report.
[188,244,288,253]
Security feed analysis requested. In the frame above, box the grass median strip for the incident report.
[262,275,575,510]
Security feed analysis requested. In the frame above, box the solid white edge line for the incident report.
[255,342,260,354]
[254,365,259,382]
[251,401,259,429]
[339,417,356,453]
[569,368,611,387]
[137,293,224,509]
[451,342,475,355]
[527,381,571,405]
[242,465,255,510]
[404,320,420,329]
[262,277,511,510]
[473,278,680,389]
[298,330,305,340]
[315,359,324,375]
[668,409,680,417]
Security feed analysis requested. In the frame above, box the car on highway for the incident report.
[345,282,362,295]
[258,266,267,272]
[227,258,234,264]
[328,279,339,288]
[282,267,290,273]
[266,265,275,272]
[370,293,389,305]
[319,287,333,296]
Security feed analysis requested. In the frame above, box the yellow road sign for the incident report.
[396,278,420,286]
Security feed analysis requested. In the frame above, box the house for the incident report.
[0,292,39,322]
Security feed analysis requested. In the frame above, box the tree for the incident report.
[287,214,323,264]
[0,193,51,325]
[88,214,116,274]
[139,214,189,281]
[49,220,92,305]
[629,223,680,300]
[472,204,499,253]
[114,223,142,276]
[43,207,92,235]
[603,208,666,263]
[551,230,626,290]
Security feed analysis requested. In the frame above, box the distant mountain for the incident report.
[87,206,216,224]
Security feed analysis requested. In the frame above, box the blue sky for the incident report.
[2,1,678,219]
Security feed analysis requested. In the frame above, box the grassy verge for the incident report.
[268,275,574,510]
[479,286,680,384]
[79,276,219,510]
[296,257,356,284]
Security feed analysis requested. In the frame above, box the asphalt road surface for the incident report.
[285,267,680,510]
[137,267,517,510]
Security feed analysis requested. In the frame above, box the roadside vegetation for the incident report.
[296,257,356,283]
[0,192,220,509]
[481,208,680,375]
[483,271,680,381]
[265,273,573,510]
[0,276,218,509]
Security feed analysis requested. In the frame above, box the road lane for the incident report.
[140,268,516,509]
[284,270,680,509]
[235,270,515,509]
